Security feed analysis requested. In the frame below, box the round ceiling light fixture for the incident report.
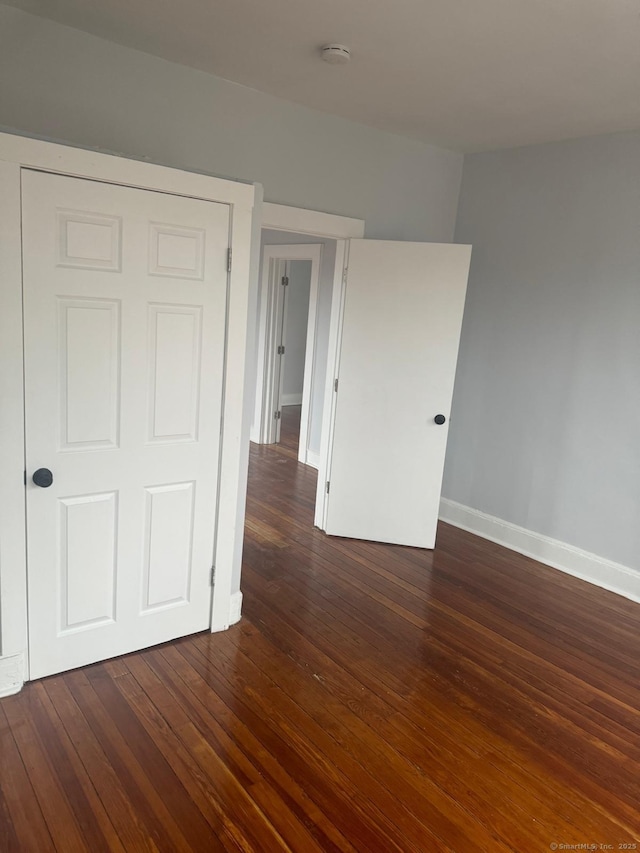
[321,44,351,65]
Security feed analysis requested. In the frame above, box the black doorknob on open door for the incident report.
[32,468,53,488]
[434,414,446,425]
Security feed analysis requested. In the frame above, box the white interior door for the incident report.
[22,170,230,679]
[324,239,471,549]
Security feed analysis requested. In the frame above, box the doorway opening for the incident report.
[251,232,336,470]
[249,203,365,543]
[250,211,472,547]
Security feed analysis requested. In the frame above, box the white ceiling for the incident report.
[6,0,640,151]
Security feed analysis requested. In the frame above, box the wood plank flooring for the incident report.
[1,404,639,851]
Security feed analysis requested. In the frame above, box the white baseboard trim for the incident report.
[305,449,320,470]
[0,651,25,697]
[439,498,640,605]
[282,393,303,406]
[229,590,243,625]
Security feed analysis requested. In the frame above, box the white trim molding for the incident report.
[262,202,364,239]
[282,393,303,406]
[439,498,640,605]
[306,450,320,470]
[0,159,28,666]
[0,652,25,698]
[228,591,243,626]
[314,240,349,529]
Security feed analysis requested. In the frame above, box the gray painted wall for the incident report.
[259,230,337,455]
[0,5,462,242]
[282,260,312,403]
[0,3,462,616]
[8,4,637,591]
[443,129,640,572]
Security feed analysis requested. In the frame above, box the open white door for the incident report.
[323,239,471,549]
[23,170,230,678]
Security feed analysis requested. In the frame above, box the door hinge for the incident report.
[274,410,281,420]
[227,248,232,273]
[277,344,285,355]
[342,267,348,283]
[281,275,289,287]
[23,470,27,485]
[326,481,330,494]
[334,378,339,392]
[210,565,216,585]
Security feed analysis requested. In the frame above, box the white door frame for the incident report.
[0,131,255,694]
[256,204,365,475]
[254,251,287,445]
[254,244,322,465]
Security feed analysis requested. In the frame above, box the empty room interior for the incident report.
[0,1,639,850]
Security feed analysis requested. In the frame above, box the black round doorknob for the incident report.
[434,414,446,425]
[32,468,53,488]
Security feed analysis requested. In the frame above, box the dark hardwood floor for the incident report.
[1,404,639,851]
[276,404,302,459]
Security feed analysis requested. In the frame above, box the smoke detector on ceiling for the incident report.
[321,44,351,65]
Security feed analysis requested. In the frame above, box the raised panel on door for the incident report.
[143,481,195,611]
[324,239,471,549]
[147,304,203,443]
[149,222,205,279]
[23,169,230,679]
[59,491,118,631]
[58,298,121,450]
[57,209,122,272]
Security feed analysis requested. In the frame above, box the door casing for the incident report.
[254,204,365,478]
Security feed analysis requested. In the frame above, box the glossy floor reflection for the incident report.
[1,417,639,850]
